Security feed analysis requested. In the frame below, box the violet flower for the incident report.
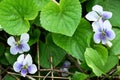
[60,68,69,77]
[93,20,115,45]
[85,5,112,22]
[7,33,30,55]
[60,61,71,77]
[63,61,71,67]
[13,54,37,77]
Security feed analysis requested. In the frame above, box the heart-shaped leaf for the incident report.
[85,48,105,76]
[52,19,92,61]
[0,0,38,35]
[93,45,108,65]
[85,48,118,76]
[103,55,118,73]
[40,0,81,36]
[35,0,51,11]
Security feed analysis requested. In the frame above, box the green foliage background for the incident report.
[0,0,120,79]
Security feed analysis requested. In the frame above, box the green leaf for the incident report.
[29,29,41,46]
[0,0,3,2]
[0,0,38,35]
[80,62,91,71]
[79,0,88,3]
[93,45,108,65]
[36,34,66,68]
[4,74,16,80]
[33,12,41,26]
[85,48,118,76]
[102,0,120,27]
[52,19,92,61]
[114,66,120,75]
[85,48,105,76]
[0,55,9,65]
[86,0,103,12]
[5,50,18,65]
[72,72,87,80]
[109,28,120,55]
[86,0,120,27]
[35,0,51,11]
[0,42,5,57]
[103,55,118,73]
[40,0,81,36]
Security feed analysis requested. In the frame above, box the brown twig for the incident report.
[38,68,73,75]
[43,71,51,80]
[0,66,10,75]
[7,71,69,79]
[27,75,36,80]
[7,72,36,80]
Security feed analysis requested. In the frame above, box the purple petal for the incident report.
[94,32,102,44]
[20,33,29,43]
[85,11,99,21]
[16,43,30,54]
[10,46,19,55]
[21,69,27,77]
[102,11,112,19]
[17,45,24,53]
[7,36,16,46]
[28,64,37,74]
[63,61,71,67]
[21,43,30,52]
[106,30,115,40]
[101,36,107,44]
[13,62,22,72]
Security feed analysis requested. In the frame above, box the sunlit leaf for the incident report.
[85,48,118,76]
[0,0,38,35]
[40,0,81,36]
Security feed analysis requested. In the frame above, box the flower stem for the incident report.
[50,56,54,80]
[37,41,40,80]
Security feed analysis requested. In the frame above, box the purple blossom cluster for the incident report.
[85,5,115,47]
[7,33,37,77]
